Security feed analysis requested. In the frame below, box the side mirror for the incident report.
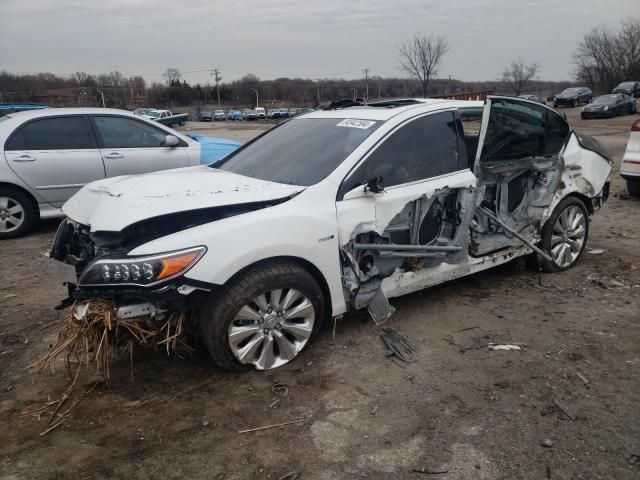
[164,135,180,147]
[365,176,384,194]
[342,176,385,201]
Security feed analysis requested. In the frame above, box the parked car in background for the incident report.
[145,109,188,127]
[245,110,258,121]
[518,94,546,104]
[289,108,298,117]
[0,103,49,118]
[297,108,316,116]
[255,107,266,119]
[621,118,640,196]
[227,110,245,121]
[199,111,214,122]
[581,94,637,119]
[213,110,226,121]
[278,108,289,118]
[553,87,592,108]
[0,108,241,238]
[267,109,279,119]
[133,108,153,117]
[50,96,611,370]
[612,81,640,98]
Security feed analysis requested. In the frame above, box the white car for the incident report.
[0,108,240,238]
[621,117,640,196]
[49,97,612,370]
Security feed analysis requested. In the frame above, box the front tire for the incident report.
[539,197,589,272]
[627,178,640,197]
[197,262,325,370]
[0,188,38,239]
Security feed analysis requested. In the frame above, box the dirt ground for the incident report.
[1,107,639,480]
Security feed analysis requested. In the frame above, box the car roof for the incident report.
[0,107,195,143]
[304,98,484,121]
[5,107,137,121]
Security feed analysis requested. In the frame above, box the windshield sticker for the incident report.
[337,119,376,129]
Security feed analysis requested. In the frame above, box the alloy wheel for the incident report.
[550,205,587,268]
[0,196,25,233]
[228,288,315,370]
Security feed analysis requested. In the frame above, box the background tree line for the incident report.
[1,17,637,110]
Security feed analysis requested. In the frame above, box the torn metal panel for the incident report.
[367,287,396,325]
[339,185,478,317]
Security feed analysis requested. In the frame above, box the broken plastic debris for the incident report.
[380,327,417,363]
[488,344,521,351]
[587,248,607,255]
[72,302,90,320]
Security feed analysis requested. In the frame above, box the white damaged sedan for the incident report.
[49,97,612,370]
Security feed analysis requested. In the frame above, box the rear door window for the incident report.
[481,98,569,163]
[6,116,95,150]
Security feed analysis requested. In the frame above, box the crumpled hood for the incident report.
[63,166,304,232]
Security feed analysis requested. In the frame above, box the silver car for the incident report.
[0,108,204,238]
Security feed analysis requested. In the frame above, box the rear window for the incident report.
[217,118,382,186]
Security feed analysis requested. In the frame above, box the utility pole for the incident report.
[363,68,369,101]
[212,68,222,106]
[97,89,105,108]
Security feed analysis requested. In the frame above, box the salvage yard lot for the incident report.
[1,108,639,479]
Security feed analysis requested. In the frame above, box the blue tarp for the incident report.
[187,134,242,165]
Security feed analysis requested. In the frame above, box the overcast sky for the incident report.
[2,0,639,84]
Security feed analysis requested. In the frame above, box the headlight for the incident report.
[78,247,206,287]
[604,106,609,111]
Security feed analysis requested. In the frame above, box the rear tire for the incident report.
[539,197,589,273]
[0,187,38,239]
[627,178,640,197]
[197,261,325,371]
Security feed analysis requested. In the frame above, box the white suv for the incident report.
[49,97,612,370]
[621,118,640,196]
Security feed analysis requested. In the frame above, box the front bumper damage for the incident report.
[49,218,214,318]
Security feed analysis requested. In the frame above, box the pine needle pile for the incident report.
[32,300,192,380]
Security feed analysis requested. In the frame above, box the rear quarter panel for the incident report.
[547,132,612,218]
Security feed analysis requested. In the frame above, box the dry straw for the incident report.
[32,300,192,380]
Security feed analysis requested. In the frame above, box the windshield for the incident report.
[217,118,382,186]
[560,88,579,95]
[618,82,634,88]
[593,95,616,105]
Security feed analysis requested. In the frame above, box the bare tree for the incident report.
[502,58,539,96]
[398,33,449,97]
[573,18,640,92]
[163,68,182,86]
